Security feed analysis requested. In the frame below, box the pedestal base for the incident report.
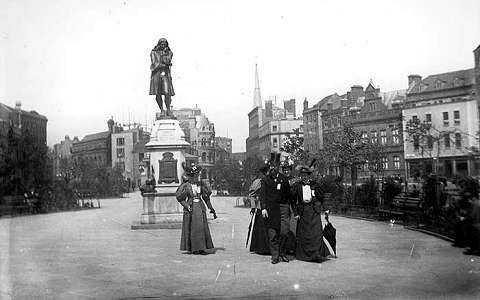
[131,220,182,230]
[131,192,184,230]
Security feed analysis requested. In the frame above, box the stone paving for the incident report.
[1,192,480,299]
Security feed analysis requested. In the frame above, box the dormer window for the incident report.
[453,77,464,87]
[435,79,442,89]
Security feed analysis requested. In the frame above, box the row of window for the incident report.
[361,128,400,145]
[363,155,401,171]
[413,133,462,150]
[411,110,461,127]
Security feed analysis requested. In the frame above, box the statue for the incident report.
[149,38,175,117]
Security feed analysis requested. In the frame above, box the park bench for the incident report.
[74,189,101,208]
[378,194,422,225]
[0,195,32,216]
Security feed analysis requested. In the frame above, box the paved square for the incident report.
[1,192,479,299]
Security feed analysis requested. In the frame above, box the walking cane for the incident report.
[245,208,256,248]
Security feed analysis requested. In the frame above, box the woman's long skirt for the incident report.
[180,201,214,252]
[296,204,331,262]
[250,210,270,255]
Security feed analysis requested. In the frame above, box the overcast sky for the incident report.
[1,0,479,152]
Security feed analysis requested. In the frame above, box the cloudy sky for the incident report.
[1,0,479,152]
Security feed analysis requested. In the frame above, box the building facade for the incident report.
[71,118,114,167]
[403,65,480,178]
[303,83,407,181]
[53,135,78,177]
[349,83,406,181]
[111,124,149,187]
[173,107,216,180]
[215,136,232,154]
[246,65,304,161]
[0,101,48,191]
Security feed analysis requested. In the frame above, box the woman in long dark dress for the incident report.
[292,165,331,262]
[248,164,270,255]
[176,164,216,254]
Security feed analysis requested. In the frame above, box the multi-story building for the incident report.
[246,106,263,160]
[246,65,304,161]
[303,83,406,181]
[349,83,406,181]
[53,135,78,177]
[303,93,346,154]
[257,115,304,160]
[71,118,114,167]
[0,101,48,191]
[173,107,216,179]
[111,124,149,187]
[403,46,480,178]
[0,101,47,145]
[215,136,232,154]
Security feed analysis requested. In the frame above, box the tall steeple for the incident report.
[253,63,262,108]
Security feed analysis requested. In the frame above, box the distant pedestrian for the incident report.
[176,163,217,254]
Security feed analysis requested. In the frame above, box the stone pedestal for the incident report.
[131,118,189,230]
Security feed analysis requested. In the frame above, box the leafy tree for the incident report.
[315,122,385,202]
[280,129,307,163]
[212,158,244,195]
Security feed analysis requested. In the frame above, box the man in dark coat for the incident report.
[259,155,293,264]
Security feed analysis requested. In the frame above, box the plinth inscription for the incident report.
[158,152,178,184]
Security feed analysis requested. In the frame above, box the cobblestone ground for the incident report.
[1,192,480,299]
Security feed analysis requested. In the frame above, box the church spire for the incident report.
[253,63,262,108]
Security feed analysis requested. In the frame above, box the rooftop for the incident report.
[408,68,475,94]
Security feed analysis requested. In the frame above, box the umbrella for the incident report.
[323,219,337,257]
[245,208,256,248]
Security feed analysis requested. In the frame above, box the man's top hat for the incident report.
[269,153,281,166]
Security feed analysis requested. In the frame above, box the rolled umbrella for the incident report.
[323,220,337,257]
[245,208,256,248]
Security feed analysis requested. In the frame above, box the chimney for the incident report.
[15,101,21,129]
[350,85,364,101]
[474,45,480,100]
[303,98,309,111]
[283,98,296,119]
[408,74,422,90]
[265,100,273,118]
[73,136,79,142]
[107,116,115,133]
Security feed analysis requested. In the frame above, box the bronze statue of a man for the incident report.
[149,38,175,116]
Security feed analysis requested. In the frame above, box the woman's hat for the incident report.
[183,162,202,176]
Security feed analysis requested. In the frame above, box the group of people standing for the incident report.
[174,158,335,263]
[248,154,334,264]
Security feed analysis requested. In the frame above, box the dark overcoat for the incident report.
[179,181,214,252]
[259,172,290,231]
[292,179,330,261]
